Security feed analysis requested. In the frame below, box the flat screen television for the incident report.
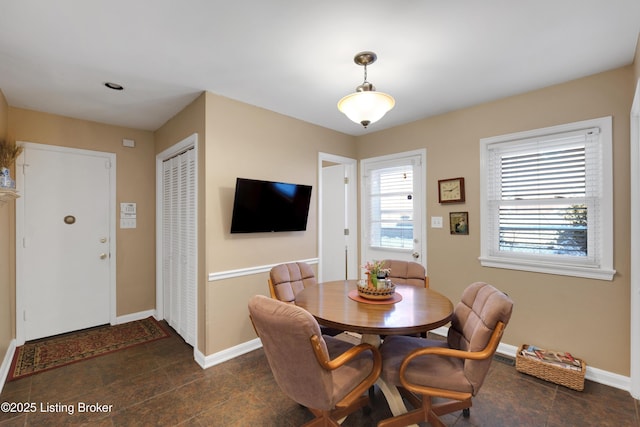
[230,178,312,233]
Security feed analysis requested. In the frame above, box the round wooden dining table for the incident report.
[295,279,454,421]
[295,280,453,337]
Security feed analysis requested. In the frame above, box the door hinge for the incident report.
[22,237,27,248]
[344,228,349,236]
[23,310,27,321]
[344,177,349,184]
[105,160,112,169]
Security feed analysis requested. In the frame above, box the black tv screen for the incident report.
[230,178,312,233]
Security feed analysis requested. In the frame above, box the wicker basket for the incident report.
[357,282,396,300]
[515,344,586,391]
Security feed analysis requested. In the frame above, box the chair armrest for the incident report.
[400,321,505,366]
[310,335,381,371]
[311,336,382,408]
[398,322,505,400]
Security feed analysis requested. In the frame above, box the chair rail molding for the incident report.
[208,258,319,282]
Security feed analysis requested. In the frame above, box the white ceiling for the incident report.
[0,1,639,136]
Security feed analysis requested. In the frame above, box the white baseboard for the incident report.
[430,327,632,393]
[5,310,632,396]
[0,339,17,394]
[115,309,157,325]
[194,338,262,369]
[192,326,632,394]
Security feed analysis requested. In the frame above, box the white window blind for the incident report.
[480,117,615,280]
[162,147,196,346]
[367,162,414,249]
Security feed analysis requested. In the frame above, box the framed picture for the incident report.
[450,212,469,235]
[438,177,465,204]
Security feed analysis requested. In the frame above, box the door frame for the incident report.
[359,149,427,272]
[15,142,117,345]
[317,153,358,282]
[155,133,198,332]
[630,77,639,399]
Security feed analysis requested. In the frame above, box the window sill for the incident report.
[478,256,616,281]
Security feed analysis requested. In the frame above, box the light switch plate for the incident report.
[431,216,443,228]
[120,218,136,229]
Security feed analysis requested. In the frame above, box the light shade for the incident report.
[337,91,395,128]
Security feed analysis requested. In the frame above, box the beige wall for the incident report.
[154,92,356,355]
[356,66,634,375]
[203,92,355,354]
[154,93,207,351]
[7,108,157,317]
[1,52,637,380]
[0,89,12,367]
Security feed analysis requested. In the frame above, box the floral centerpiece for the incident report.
[358,260,395,300]
[363,260,391,288]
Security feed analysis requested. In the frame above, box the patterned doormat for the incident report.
[8,316,170,381]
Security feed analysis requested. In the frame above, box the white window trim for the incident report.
[479,117,615,281]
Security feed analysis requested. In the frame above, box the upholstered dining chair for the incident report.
[248,295,382,427]
[381,260,429,288]
[268,261,317,303]
[268,262,342,336]
[377,282,513,427]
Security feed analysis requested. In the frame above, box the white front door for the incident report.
[360,150,426,274]
[17,144,114,342]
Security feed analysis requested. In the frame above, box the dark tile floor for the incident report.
[0,324,638,426]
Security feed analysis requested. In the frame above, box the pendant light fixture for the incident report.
[337,51,395,128]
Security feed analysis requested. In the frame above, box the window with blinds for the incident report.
[367,164,414,249]
[480,117,615,280]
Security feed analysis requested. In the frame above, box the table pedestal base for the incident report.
[361,333,418,427]
[361,333,381,347]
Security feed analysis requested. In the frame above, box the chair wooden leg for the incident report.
[303,410,341,427]
[331,395,369,421]
[377,394,433,427]
[432,397,472,417]
[377,395,451,427]
[377,407,426,427]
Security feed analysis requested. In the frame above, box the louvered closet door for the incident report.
[162,148,196,347]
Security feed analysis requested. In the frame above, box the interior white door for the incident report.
[19,145,112,341]
[321,164,347,281]
[361,150,426,272]
[319,154,358,282]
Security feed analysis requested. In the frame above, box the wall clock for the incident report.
[438,177,465,204]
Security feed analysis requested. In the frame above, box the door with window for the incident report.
[361,150,426,273]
